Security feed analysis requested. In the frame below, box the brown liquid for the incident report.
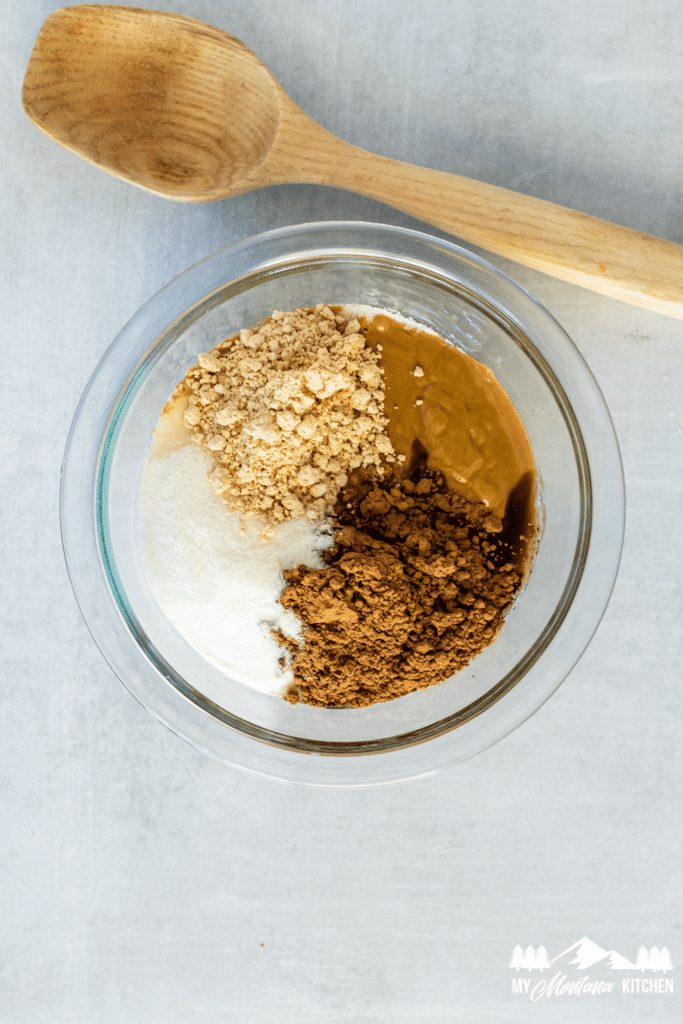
[359,313,537,568]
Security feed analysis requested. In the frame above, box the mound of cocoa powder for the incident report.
[276,465,528,708]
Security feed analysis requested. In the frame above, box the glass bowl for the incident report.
[61,221,624,787]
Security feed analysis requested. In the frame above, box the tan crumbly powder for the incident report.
[179,305,401,524]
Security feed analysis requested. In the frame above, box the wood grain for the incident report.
[22,4,683,319]
[22,5,280,200]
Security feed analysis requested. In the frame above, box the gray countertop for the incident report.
[2,1,682,1021]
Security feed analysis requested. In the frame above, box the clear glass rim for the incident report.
[61,221,624,787]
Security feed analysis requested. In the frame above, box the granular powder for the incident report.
[176,305,400,524]
[276,463,525,708]
[140,444,333,694]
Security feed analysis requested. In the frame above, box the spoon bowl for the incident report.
[22,4,683,318]
[23,5,283,200]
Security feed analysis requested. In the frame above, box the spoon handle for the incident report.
[296,134,683,320]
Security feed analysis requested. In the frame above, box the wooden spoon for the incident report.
[22,4,683,320]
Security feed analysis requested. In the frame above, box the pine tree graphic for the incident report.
[658,948,674,973]
[649,946,660,971]
[635,946,650,971]
[535,946,550,971]
[509,946,526,971]
[523,946,536,970]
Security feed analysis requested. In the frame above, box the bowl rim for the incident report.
[60,220,625,787]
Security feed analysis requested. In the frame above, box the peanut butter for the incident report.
[359,314,534,518]
[358,312,536,573]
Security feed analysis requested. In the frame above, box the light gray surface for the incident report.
[2,1,682,1021]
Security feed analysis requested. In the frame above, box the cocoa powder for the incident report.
[276,462,526,708]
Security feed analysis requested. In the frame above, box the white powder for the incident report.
[138,305,410,696]
[140,444,332,694]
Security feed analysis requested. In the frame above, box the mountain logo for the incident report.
[509,937,673,973]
